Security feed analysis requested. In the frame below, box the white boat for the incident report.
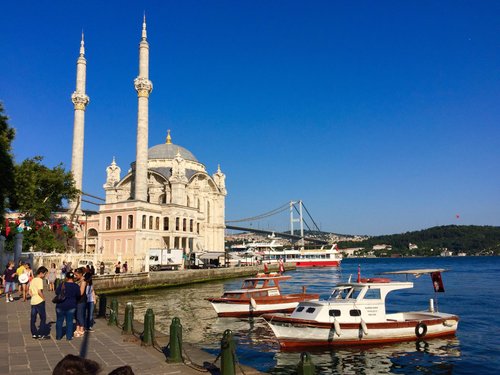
[262,245,342,267]
[263,269,459,349]
[206,273,320,317]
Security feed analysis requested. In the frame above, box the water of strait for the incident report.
[115,257,500,374]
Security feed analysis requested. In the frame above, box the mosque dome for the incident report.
[147,131,198,162]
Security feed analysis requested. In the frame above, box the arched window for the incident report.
[105,217,111,230]
[197,223,200,234]
[163,217,169,231]
[183,218,187,231]
[88,228,98,237]
[155,217,160,230]
[117,216,122,230]
[190,219,193,232]
[176,217,180,231]
[128,215,134,229]
[149,216,153,230]
[142,215,146,229]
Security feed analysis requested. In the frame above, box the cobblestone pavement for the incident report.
[0,289,262,374]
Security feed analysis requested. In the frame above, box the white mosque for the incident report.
[70,18,227,270]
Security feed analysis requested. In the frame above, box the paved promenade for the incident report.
[0,289,262,374]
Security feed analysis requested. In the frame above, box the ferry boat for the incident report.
[262,245,342,267]
[263,269,459,349]
[206,273,320,317]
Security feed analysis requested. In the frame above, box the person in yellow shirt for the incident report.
[29,266,48,339]
[16,260,25,292]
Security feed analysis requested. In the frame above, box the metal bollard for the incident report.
[122,302,134,335]
[141,308,155,346]
[108,298,118,326]
[297,352,315,375]
[221,329,236,375]
[97,295,107,318]
[168,317,182,363]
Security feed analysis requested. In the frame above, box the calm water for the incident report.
[116,257,500,374]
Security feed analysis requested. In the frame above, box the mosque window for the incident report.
[149,216,153,230]
[105,217,111,231]
[117,216,122,230]
[190,219,194,232]
[176,217,180,231]
[155,217,160,230]
[183,218,187,231]
[142,215,146,229]
[128,215,133,229]
[163,217,169,231]
[197,223,200,234]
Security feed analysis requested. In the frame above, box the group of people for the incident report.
[2,261,138,374]
[54,265,96,340]
[1,260,36,302]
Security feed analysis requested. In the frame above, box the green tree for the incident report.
[9,156,79,221]
[0,102,16,222]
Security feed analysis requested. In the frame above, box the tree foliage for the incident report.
[0,102,16,222]
[8,156,79,221]
[338,225,500,256]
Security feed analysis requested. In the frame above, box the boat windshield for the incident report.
[329,286,353,300]
[329,286,363,300]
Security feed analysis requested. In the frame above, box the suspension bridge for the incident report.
[225,201,329,245]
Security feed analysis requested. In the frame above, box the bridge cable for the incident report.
[225,202,290,223]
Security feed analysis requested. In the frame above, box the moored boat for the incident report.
[206,273,320,317]
[263,269,459,349]
[262,245,343,267]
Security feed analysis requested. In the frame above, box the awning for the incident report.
[198,252,226,260]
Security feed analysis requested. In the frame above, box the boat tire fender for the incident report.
[415,322,427,338]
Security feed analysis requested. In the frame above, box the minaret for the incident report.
[69,32,90,214]
[133,15,153,201]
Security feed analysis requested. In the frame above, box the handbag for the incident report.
[52,282,66,304]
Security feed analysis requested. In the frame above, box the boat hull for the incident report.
[264,313,459,349]
[208,294,320,318]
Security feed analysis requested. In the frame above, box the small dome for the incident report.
[148,143,198,162]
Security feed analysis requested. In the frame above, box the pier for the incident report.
[94,263,295,294]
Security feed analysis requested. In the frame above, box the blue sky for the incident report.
[1,1,498,235]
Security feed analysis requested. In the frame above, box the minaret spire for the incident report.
[142,12,147,40]
[69,32,90,215]
[134,15,153,201]
[80,31,85,56]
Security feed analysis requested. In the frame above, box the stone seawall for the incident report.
[93,264,295,295]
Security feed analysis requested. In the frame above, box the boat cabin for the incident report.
[221,274,291,300]
[289,280,413,323]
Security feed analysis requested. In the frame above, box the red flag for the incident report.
[5,219,10,236]
[431,272,445,292]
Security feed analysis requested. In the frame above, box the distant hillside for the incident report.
[337,225,500,256]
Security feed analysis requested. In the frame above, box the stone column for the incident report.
[14,233,23,264]
[68,35,90,214]
[134,18,153,201]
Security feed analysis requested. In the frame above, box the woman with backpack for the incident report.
[54,271,81,340]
